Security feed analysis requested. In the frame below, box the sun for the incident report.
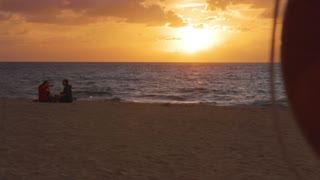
[158,24,222,54]
[178,24,219,53]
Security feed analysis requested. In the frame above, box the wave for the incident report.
[140,94,187,101]
[0,63,288,107]
[256,89,267,94]
[179,88,240,95]
[73,91,113,97]
[211,89,239,95]
[234,100,272,107]
[105,97,122,102]
[179,87,209,93]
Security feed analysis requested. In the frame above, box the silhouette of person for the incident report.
[38,80,53,102]
[59,79,73,103]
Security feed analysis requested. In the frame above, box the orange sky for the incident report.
[0,0,286,62]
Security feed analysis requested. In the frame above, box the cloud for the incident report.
[206,0,232,10]
[206,0,275,18]
[0,0,186,27]
[206,16,226,21]
[166,10,188,27]
[206,0,273,10]
[160,36,182,41]
[0,12,10,21]
[0,0,66,15]
[193,23,205,29]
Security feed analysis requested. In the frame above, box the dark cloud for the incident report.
[0,0,186,27]
[0,0,66,14]
[23,12,96,25]
[0,12,10,21]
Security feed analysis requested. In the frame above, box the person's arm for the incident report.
[60,87,66,96]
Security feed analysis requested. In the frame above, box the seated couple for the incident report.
[38,79,73,103]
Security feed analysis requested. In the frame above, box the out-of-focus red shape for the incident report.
[281,0,320,155]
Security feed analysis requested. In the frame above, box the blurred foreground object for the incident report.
[281,0,320,155]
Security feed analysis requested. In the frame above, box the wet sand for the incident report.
[0,99,319,179]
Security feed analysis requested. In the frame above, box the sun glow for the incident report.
[178,25,219,53]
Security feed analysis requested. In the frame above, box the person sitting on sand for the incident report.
[38,80,53,102]
[59,79,73,103]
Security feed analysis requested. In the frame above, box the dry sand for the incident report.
[0,99,319,179]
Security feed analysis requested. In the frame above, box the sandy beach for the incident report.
[1,99,319,179]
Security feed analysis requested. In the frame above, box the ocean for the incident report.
[0,62,287,106]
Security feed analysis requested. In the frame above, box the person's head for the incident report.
[62,79,69,86]
[42,80,49,86]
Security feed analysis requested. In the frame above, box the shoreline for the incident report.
[1,99,318,179]
[0,97,287,108]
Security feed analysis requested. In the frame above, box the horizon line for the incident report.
[0,61,279,64]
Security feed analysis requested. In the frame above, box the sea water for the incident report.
[0,62,287,106]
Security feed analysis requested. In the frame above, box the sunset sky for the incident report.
[0,0,286,62]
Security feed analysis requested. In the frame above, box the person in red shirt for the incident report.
[38,80,53,102]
